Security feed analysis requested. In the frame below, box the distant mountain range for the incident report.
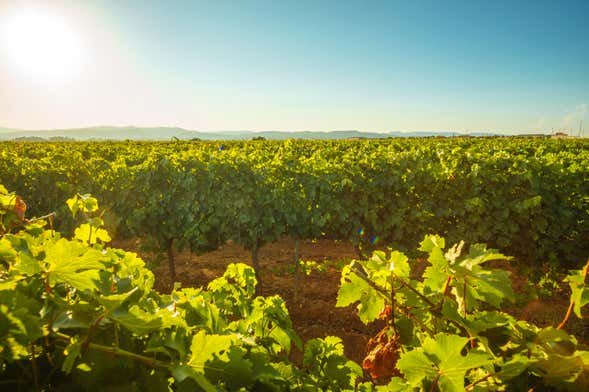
[0,126,529,141]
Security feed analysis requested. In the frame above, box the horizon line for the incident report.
[0,125,558,135]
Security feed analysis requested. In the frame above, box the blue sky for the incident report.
[0,0,587,133]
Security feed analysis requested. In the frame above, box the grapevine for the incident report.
[337,235,589,390]
[0,187,363,391]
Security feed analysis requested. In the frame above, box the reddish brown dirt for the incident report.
[112,237,586,365]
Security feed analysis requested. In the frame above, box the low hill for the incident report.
[0,126,506,141]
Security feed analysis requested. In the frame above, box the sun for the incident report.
[0,7,83,80]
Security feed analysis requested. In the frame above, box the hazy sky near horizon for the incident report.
[0,0,588,133]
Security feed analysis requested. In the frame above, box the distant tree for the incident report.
[252,136,266,141]
[49,136,76,142]
[13,137,46,142]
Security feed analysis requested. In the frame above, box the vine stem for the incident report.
[54,332,171,369]
[438,275,453,309]
[429,374,440,392]
[25,212,57,224]
[465,373,493,390]
[252,240,262,296]
[394,276,437,308]
[30,344,39,392]
[167,237,176,289]
[6,212,56,233]
[557,258,589,330]
[442,275,453,297]
[397,304,435,335]
[87,224,93,244]
[350,266,469,335]
[557,302,574,330]
[350,265,390,301]
[463,276,468,319]
[390,272,398,334]
[293,237,300,304]
[82,314,105,353]
[393,276,470,335]
[43,274,52,294]
[114,322,119,348]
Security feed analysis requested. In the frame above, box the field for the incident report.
[1,137,589,391]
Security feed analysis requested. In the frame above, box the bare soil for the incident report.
[112,237,586,365]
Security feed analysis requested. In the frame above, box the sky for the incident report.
[0,0,588,134]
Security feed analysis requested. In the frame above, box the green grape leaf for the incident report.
[397,350,436,386]
[66,194,99,217]
[389,250,410,278]
[336,264,385,324]
[463,243,510,267]
[10,306,44,341]
[74,224,112,245]
[0,276,23,291]
[97,287,138,313]
[564,264,589,318]
[303,336,345,366]
[61,338,82,374]
[423,263,450,293]
[206,347,254,389]
[14,251,42,276]
[366,251,390,287]
[52,309,94,330]
[111,305,166,335]
[534,353,586,386]
[164,328,189,362]
[248,295,301,352]
[377,377,412,391]
[45,238,106,291]
[497,353,529,380]
[0,237,17,260]
[188,330,238,370]
[303,336,362,388]
[419,234,446,253]
[170,365,217,392]
[397,333,494,392]
[336,265,366,307]
[471,269,515,308]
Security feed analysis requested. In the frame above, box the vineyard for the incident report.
[1,137,589,390]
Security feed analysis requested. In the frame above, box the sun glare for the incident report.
[0,8,83,80]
